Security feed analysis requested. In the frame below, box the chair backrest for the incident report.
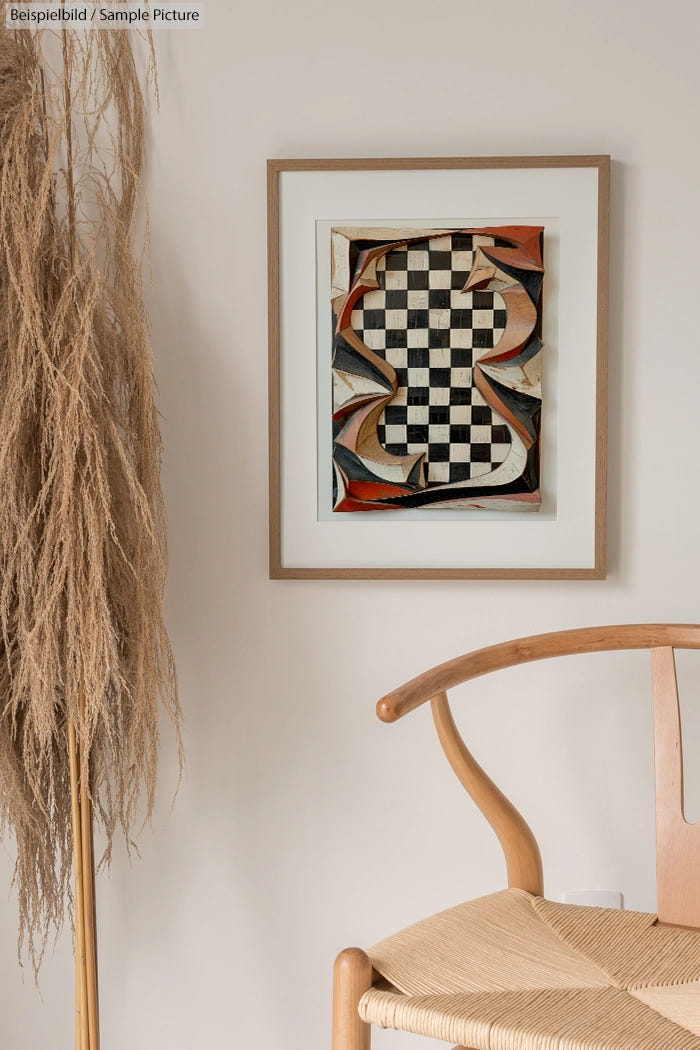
[376,624,700,929]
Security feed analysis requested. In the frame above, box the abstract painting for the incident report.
[331,225,544,512]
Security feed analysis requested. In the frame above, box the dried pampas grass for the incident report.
[0,10,181,971]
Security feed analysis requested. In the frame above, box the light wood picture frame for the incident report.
[268,156,609,580]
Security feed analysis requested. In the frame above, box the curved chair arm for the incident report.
[376,624,700,723]
[430,691,543,895]
[376,624,700,899]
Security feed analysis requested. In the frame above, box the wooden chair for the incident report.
[332,624,700,1050]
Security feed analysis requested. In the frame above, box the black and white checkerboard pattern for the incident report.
[350,233,511,485]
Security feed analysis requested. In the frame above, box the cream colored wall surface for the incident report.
[3,1,700,1047]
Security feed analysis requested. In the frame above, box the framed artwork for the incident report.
[268,156,609,579]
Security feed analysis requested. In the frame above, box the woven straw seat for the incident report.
[331,626,700,1050]
[360,888,700,1050]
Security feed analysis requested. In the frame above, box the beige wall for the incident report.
[3,1,700,1047]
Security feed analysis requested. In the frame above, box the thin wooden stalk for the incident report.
[89,805,100,1020]
[68,721,89,1050]
[80,732,100,1049]
[62,21,97,1044]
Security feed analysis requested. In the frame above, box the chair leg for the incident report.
[332,947,372,1050]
